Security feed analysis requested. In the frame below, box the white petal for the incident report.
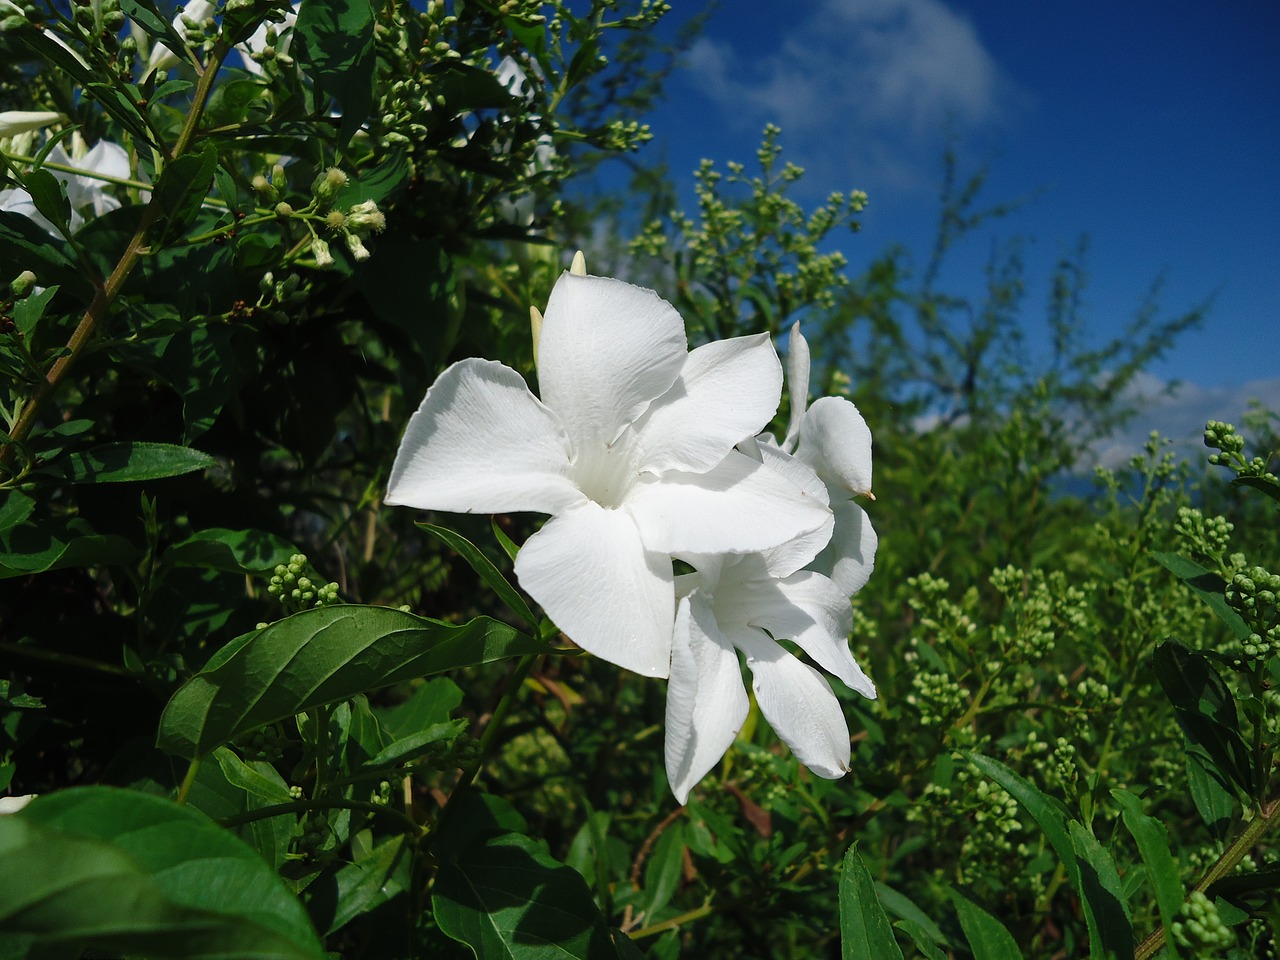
[0,111,63,137]
[0,188,59,237]
[756,442,832,577]
[626,449,831,556]
[735,630,851,779]
[664,594,749,804]
[723,569,875,699]
[781,322,810,452]
[386,358,582,514]
[631,333,782,475]
[812,501,878,597]
[514,501,674,677]
[796,396,873,497]
[536,273,686,447]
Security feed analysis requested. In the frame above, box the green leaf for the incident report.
[491,516,520,563]
[309,835,409,936]
[377,676,464,739]
[949,887,1023,960]
[0,491,34,534]
[0,519,139,579]
[1152,641,1254,797]
[21,168,70,236]
[1067,821,1133,959]
[874,882,949,948]
[152,144,218,242]
[333,149,409,208]
[840,843,904,960]
[162,527,298,574]
[12,285,60,338]
[0,786,325,959]
[966,754,1077,878]
[53,441,214,483]
[640,822,686,922]
[432,792,623,959]
[1113,789,1185,953]
[418,522,537,630]
[213,746,293,804]
[0,212,87,299]
[1185,744,1237,836]
[1233,474,1280,504]
[353,719,467,776]
[893,919,948,960]
[119,0,191,60]
[1207,862,1280,899]
[1151,552,1251,640]
[296,0,378,146]
[157,605,550,758]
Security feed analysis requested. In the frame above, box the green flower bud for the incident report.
[9,270,36,298]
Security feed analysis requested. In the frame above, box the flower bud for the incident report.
[345,200,385,234]
[313,166,348,202]
[9,270,37,298]
[312,237,333,268]
[344,232,370,261]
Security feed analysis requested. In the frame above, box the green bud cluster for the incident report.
[1170,891,1235,952]
[906,670,970,728]
[1051,736,1078,786]
[241,724,287,762]
[266,553,341,612]
[1205,419,1279,482]
[1226,565,1280,660]
[1174,506,1234,565]
[295,811,331,855]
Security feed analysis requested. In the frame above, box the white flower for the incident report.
[0,134,130,237]
[146,0,217,73]
[236,4,298,76]
[767,322,877,596]
[0,794,35,815]
[0,110,64,138]
[664,552,877,803]
[386,266,831,677]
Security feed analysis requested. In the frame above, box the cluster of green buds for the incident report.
[266,554,341,612]
[1205,419,1278,482]
[71,0,124,41]
[0,0,38,30]
[306,168,387,266]
[240,724,287,763]
[1174,506,1235,565]
[294,811,332,855]
[1226,565,1280,661]
[1170,890,1235,952]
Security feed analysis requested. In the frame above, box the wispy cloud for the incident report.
[1089,371,1280,469]
[685,0,1025,189]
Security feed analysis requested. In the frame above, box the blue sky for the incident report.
[621,0,1280,461]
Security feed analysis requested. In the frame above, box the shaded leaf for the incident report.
[1113,789,1185,952]
[949,887,1023,960]
[0,519,139,579]
[0,787,324,959]
[54,441,214,483]
[152,144,218,242]
[21,168,69,235]
[162,527,297,574]
[1151,552,1250,640]
[296,0,378,145]
[418,521,537,630]
[1067,821,1133,959]
[1234,475,1280,504]
[157,605,550,758]
[840,843,904,960]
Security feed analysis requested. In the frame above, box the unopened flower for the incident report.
[345,200,385,234]
[0,794,35,814]
[0,110,64,137]
[386,261,831,677]
[311,236,333,268]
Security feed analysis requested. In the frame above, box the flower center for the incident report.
[572,440,639,510]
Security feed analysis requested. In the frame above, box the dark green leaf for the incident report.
[12,285,60,337]
[83,82,158,150]
[0,787,325,959]
[55,441,214,483]
[353,719,467,775]
[162,527,297,574]
[1113,789,1185,951]
[152,143,218,242]
[432,792,622,960]
[1151,552,1250,640]
[1207,862,1280,899]
[0,212,87,299]
[874,882,949,948]
[893,920,948,960]
[21,168,70,235]
[1234,475,1280,504]
[157,605,550,758]
[949,887,1023,960]
[313,836,409,936]
[0,491,35,534]
[1153,641,1253,797]
[492,516,520,563]
[1185,744,1237,836]
[119,0,190,56]
[966,754,1077,878]
[213,746,293,804]
[840,843,904,960]
[296,0,378,146]
[0,520,139,579]
[418,521,536,630]
[333,149,409,207]
[377,677,464,739]
[213,163,240,214]
[640,822,686,922]
[1067,821,1133,958]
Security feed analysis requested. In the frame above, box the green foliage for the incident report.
[3,3,1280,958]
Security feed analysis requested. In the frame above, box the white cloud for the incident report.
[1088,371,1280,469]
[685,0,1023,188]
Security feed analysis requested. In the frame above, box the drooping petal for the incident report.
[631,333,782,475]
[796,396,873,497]
[514,501,674,677]
[755,442,832,577]
[626,449,831,556]
[722,568,875,699]
[664,594,749,804]
[734,629,851,779]
[536,273,686,448]
[812,501,878,598]
[386,358,582,514]
[781,322,811,452]
[0,188,58,237]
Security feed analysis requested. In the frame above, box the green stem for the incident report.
[221,797,424,835]
[1,39,231,469]
[1133,795,1280,960]
[176,758,201,806]
[629,901,716,940]
[0,640,135,678]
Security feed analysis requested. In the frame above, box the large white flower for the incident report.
[664,552,876,804]
[386,266,831,678]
